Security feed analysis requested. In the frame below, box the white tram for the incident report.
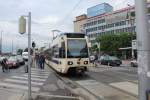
[45,33,91,74]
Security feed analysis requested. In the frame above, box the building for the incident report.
[87,3,113,17]
[84,5,136,43]
[74,3,150,43]
[74,14,87,33]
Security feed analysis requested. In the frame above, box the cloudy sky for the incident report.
[0,0,134,52]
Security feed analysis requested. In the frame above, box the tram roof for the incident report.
[53,32,86,39]
[61,32,85,35]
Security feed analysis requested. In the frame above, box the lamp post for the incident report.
[19,12,32,100]
[0,31,3,54]
[127,4,135,59]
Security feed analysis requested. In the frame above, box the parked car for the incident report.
[22,52,28,61]
[130,60,138,67]
[6,56,20,68]
[98,55,122,66]
[16,55,25,65]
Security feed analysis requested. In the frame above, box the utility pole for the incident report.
[12,40,13,54]
[0,31,3,54]
[19,12,32,100]
[127,4,135,59]
[135,0,150,100]
[27,12,32,100]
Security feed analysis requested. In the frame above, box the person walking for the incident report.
[1,58,8,72]
[41,54,45,69]
[39,54,42,69]
[35,54,40,68]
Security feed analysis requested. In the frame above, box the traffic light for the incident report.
[32,42,36,48]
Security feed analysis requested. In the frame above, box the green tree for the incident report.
[17,49,23,55]
[96,32,136,56]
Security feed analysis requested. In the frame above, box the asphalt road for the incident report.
[0,64,78,100]
[65,65,138,100]
[0,63,138,100]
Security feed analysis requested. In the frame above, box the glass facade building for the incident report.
[87,3,113,17]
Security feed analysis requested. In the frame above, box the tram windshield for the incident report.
[67,39,88,58]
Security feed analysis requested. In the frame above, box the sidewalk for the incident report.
[0,88,25,100]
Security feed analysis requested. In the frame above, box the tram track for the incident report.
[46,63,101,100]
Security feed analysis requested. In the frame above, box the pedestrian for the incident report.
[1,58,8,72]
[35,54,39,68]
[38,54,42,69]
[41,54,45,69]
[24,61,28,73]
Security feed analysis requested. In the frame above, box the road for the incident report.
[0,64,79,100]
[63,64,138,100]
[0,62,138,100]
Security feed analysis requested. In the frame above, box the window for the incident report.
[59,42,66,58]
[67,39,88,58]
[53,45,59,58]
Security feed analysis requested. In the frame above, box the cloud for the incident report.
[0,0,135,52]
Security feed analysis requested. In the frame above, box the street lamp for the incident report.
[95,42,100,56]
[19,12,32,100]
[0,31,3,54]
[127,4,135,59]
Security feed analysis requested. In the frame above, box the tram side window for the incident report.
[59,42,65,58]
[53,45,59,58]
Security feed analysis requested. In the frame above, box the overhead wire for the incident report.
[53,0,83,28]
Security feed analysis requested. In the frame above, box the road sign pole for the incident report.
[135,0,150,100]
[28,12,32,100]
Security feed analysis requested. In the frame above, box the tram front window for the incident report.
[67,39,88,58]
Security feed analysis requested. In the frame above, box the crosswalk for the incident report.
[76,79,138,99]
[0,68,50,92]
[89,66,137,73]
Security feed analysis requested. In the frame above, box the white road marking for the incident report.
[11,76,46,81]
[0,82,40,92]
[31,70,50,74]
[76,79,99,85]
[30,73,49,76]
[23,74,48,79]
[0,68,50,93]
[31,68,50,72]
[110,81,138,96]
[4,79,44,86]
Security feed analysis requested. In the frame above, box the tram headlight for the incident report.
[68,61,73,65]
[84,61,88,65]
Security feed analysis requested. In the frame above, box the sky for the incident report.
[0,0,134,53]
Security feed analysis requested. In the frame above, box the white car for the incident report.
[16,55,25,65]
[131,60,138,67]
[22,52,28,61]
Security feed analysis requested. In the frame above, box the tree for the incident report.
[24,48,33,55]
[96,32,136,56]
[17,49,23,55]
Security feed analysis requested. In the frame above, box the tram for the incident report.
[45,33,91,74]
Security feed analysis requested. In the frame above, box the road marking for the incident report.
[31,68,50,72]
[110,81,138,96]
[30,73,49,76]
[4,79,44,86]
[76,79,99,85]
[23,74,48,79]
[11,76,46,81]
[0,82,40,92]
[31,70,50,74]
[0,68,50,93]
